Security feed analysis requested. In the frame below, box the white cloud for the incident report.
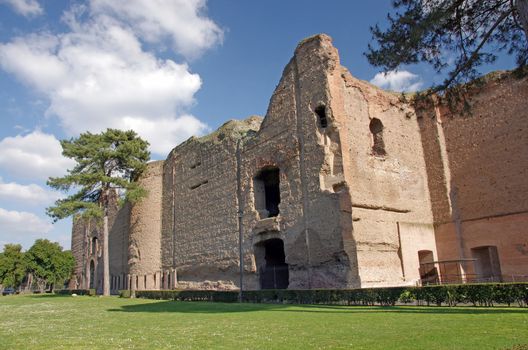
[0,0,43,17]
[0,131,75,180]
[0,177,62,204]
[90,0,223,59]
[121,115,208,155]
[0,208,52,235]
[370,70,424,92]
[0,3,214,156]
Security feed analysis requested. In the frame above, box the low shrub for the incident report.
[131,283,528,307]
[55,289,95,296]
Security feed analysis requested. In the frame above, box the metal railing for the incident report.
[259,265,289,289]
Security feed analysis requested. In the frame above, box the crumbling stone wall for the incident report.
[160,118,261,290]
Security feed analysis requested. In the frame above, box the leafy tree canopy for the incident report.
[25,239,74,290]
[0,244,26,288]
[46,129,150,221]
[366,0,528,91]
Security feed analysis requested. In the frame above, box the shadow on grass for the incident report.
[22,293,68,299]
[107,301,528,315]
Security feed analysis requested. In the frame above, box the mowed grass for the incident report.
[0,295,527,350]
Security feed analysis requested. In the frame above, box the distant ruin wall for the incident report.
[128,160,164,290]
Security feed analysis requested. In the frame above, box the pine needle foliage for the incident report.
[366,0,528,92]
[46,129,150,221]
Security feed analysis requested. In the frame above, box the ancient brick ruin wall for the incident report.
[160,156,175,272]
[70,192,130,292]
[70,34,527,291]
[70,216,104,292]
[160,118,261,289]
[70,217,87,288]
[330,62,436,287]
[157,36,364,290]
[108,203,130,292]
[419,73,528,278]
[239,35,362,289]
[128,161,163,290]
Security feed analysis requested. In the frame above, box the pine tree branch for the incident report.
[435,6,513,91]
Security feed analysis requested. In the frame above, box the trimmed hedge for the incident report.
[136,290,239,302]
[55,289,96,296]
[132,283,528,307]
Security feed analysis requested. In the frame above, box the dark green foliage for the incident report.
[0,244,26,288]
[119,289,131,298]
[366,0,528,91]
[46,128,150,221]
[55,289,96,296]
[133,283,528,307]
[135,290,239,302]
[25,239,74,291]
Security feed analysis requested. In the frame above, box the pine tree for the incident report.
[366,0,528,91]
[47,129,150,296]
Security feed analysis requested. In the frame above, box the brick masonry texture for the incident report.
[71,34,528,292]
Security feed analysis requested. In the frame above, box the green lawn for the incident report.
[0,295,526,349]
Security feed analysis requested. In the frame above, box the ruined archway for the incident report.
[255,238,289,289]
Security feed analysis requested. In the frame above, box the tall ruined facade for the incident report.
[70,35,528,294]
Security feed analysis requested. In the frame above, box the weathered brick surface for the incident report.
[70,35,528,291]
[419,73,528,278]
[129,161,163,290]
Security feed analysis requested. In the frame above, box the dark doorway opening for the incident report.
[89,260,95,289]
[472,246,502,282]
[254,167,281,218]
[418,250,438,284]
[258,239,289,289]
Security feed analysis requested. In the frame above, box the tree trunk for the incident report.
[102,188,110,296]
[517,0,528,42]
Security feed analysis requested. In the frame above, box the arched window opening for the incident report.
[144,275,147,289]
[91,237,97,255]
[168,273,171,289]
[369,118,386,156]
[471,246,502,282]
[315,105,328,128]
[153,273,157,287]
[256,239,289,289]
[254,167,281,218]
[135,276,138,289]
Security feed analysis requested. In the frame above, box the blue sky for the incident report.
[0,0,519,251]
